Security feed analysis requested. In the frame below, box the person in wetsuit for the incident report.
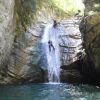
[48,20,58,52]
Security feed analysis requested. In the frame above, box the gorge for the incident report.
[0,0,85,84]
[0,0,100,85]
[0,0,100,99]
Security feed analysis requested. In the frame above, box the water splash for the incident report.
[41,23,61,82]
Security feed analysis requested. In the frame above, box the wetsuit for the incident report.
[48,40,55,52]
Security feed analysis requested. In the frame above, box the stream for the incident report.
[0,83,100,100]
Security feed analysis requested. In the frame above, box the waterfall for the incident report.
[41,22,61,83]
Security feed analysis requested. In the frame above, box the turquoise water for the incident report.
[0,83,100,100]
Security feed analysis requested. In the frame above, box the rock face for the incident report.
[0,0,97,84]
[79,0,100,84]
[59,19,85,83]
[0,0,76,84]
[0,0,16,84]
[60,59,83,83]
[60,19,84,66]
[60,0,100,84]
[80,14,100,84]
[0,0,45,84]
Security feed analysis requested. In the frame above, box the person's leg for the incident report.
[49,44,51,52]
[51,44,55,51]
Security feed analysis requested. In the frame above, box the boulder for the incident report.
[60,69,82,83]
[80,14,100,72]
[80,14,100,84]
[60,59,84,83]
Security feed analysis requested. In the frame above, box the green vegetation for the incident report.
[15,0,85,37]
[94,3,100,12]
[51,0,85,15]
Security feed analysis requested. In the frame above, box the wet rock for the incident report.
[60,69,82,83]
[80,14,100,83]
[80,14,100,72]
[60,59,84,83]
[61,60,82,70]
[0,0,85,84]
[0,0,69,84]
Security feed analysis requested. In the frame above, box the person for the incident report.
[48,20,57,52]
[53,20,58,28]
[48,40,55,52]
[74,10,81,17]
